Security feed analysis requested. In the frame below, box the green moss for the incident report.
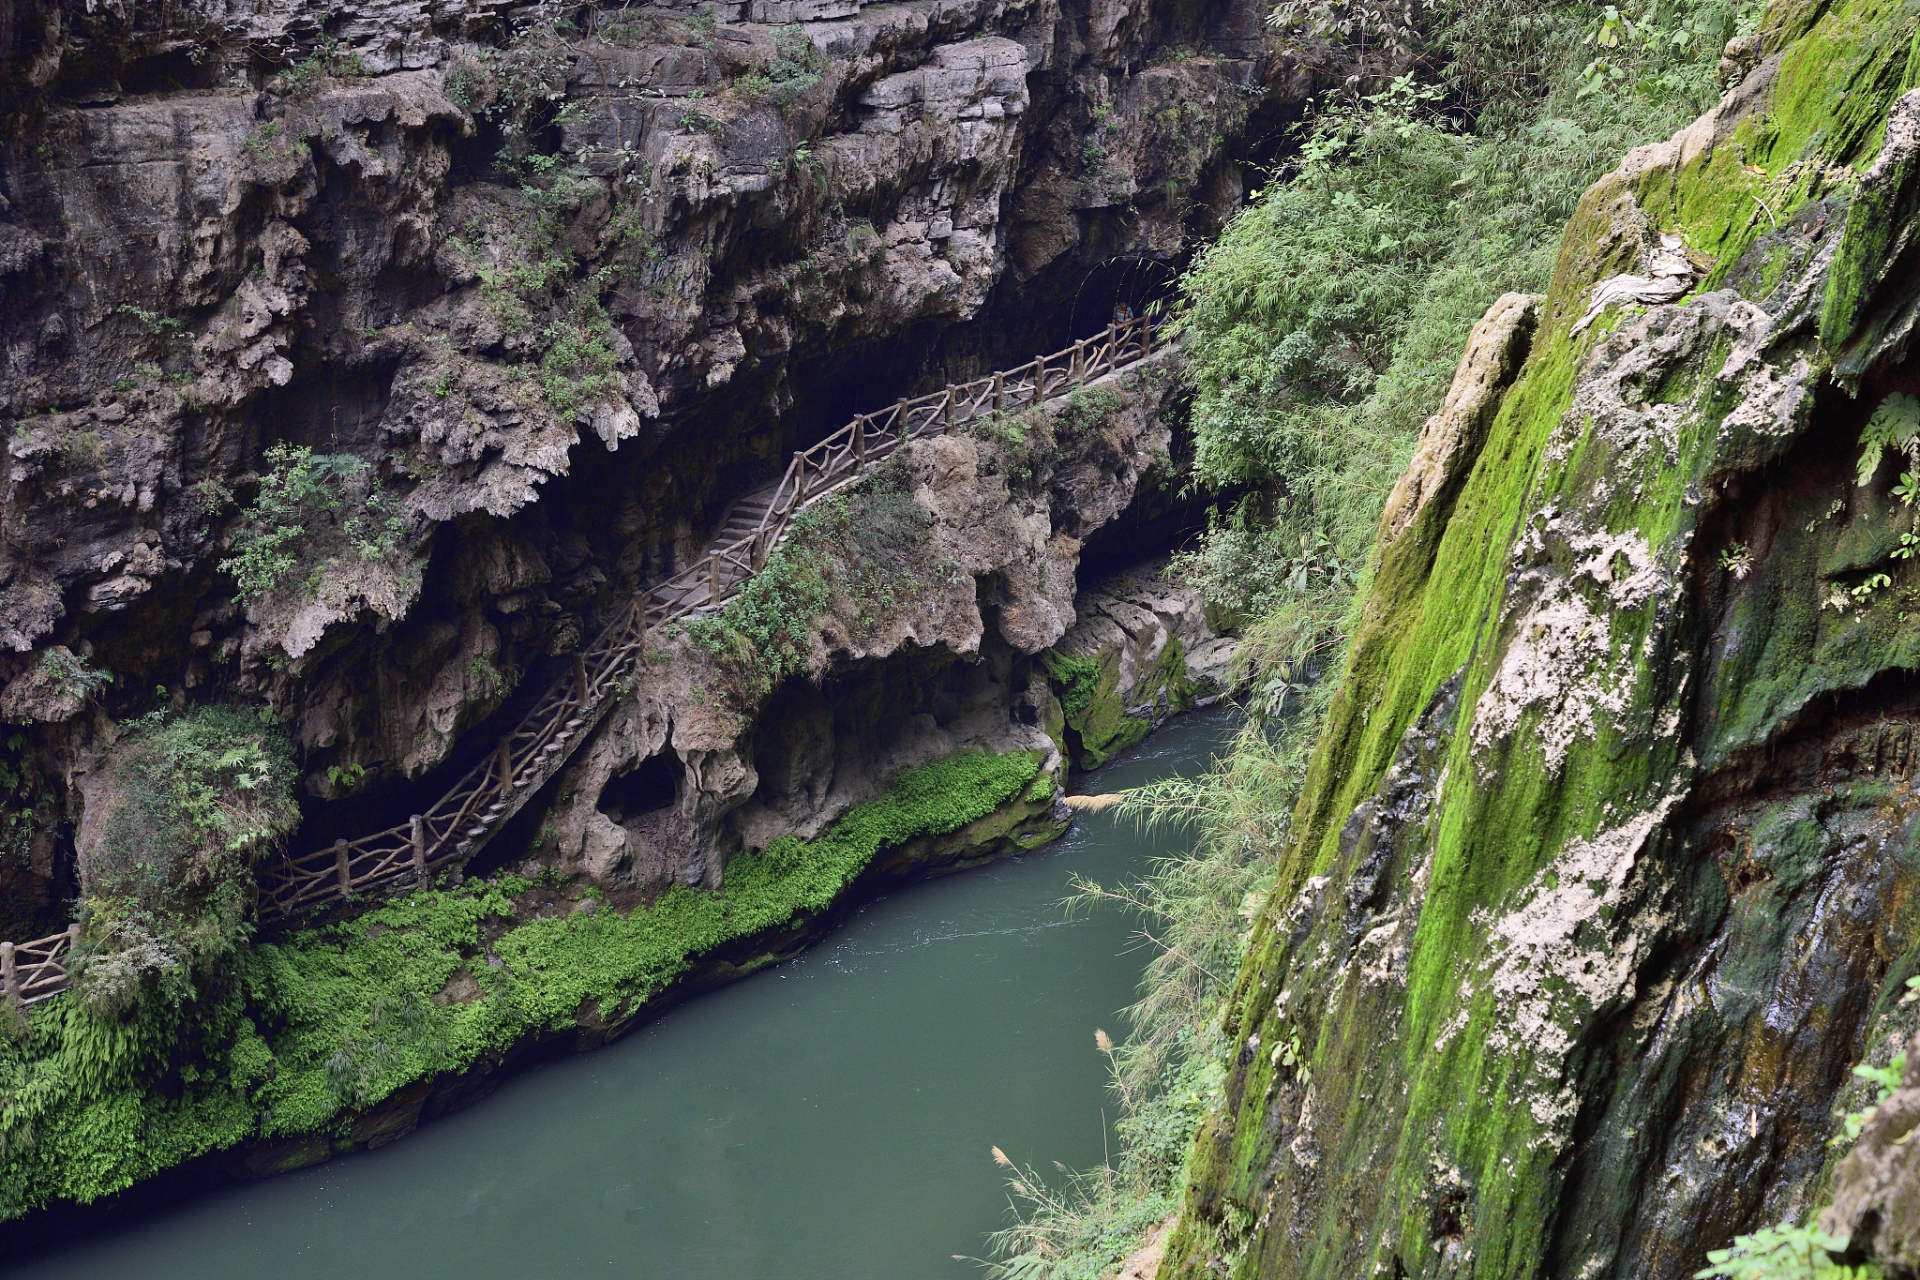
[1051,639,1196,770]
[0,749,1043,1221]
[1041,650,1102,718]
[1161,0,1920,1271]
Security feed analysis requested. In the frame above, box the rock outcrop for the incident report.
[1048,558,1237,767]
[1161,6,1920,1277]
[533,355,1183,893]
[0,0,1292,930]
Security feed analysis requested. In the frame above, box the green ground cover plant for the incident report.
[0,748,1037,1221]
[220,444,405,605]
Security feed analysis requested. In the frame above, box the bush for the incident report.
[77,706,299,1013]
[687,460,944,700]
[1171,12,1737,699]
[733,25,825,111]
[219,443,405,605]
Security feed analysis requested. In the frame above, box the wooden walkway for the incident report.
[2,316,1158,1005]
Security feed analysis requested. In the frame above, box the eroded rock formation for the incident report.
[0,0,1290,940]
[1161,8,1920,1277]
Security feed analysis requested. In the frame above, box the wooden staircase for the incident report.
[2,316,1161,1002]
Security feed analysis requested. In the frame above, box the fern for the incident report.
[1695,1222,1878,1279]
[1855,392,1920,486]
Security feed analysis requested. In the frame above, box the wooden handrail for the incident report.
[2,924,80,1007]
[7,317,1162,999]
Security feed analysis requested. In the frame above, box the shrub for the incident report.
[39,649,111,705]
[734,25,825,111]
[539,319,622,417]
[219,443,405,605]
[686,461,943,699]
[78,705,299,1013]
[272,37,369,97]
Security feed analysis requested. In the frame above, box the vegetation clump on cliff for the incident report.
[218,444,406,606]
[686,459,948,701]
[78,706,301,1015]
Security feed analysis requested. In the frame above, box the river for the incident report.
[4,706,1236,1280]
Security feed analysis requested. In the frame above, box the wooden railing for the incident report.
[2,315,1159,999]
[1,925,80,1008]
[255,596,650,917]
[640,315,1156,623]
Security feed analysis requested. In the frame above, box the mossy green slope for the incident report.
[1161,5,1920,1277]
[1045,638,1198,769]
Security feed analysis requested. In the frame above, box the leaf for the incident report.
[1856,392,1920,486]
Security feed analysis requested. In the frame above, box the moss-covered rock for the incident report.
[1044,563,1238,770]
[1162,9,1920,1278]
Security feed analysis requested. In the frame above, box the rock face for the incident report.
[1049,559,1237,768]
[0,0,1292,930]
[533,356,1183,895]
[1161,9,1920,1279]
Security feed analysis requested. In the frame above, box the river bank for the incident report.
[1,706,1237,1279]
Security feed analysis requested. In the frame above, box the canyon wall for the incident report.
[0,0,1279,1234]
[0,0,1292,937]
[1161,2,1920,1276]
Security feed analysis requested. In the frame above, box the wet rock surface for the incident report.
[1049,557,1237,767]
[1159,28,1920,1280]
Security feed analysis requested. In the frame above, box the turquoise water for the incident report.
[4,708,1236,1280]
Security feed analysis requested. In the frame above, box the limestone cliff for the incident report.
[0,0,1291,938]
[1161,3,1920,1275]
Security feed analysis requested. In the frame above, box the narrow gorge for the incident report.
[9,0,1920,1272]
[0,0,1275,1248]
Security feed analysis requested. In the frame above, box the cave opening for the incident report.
[598,751,680,822]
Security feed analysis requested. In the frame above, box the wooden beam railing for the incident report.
[4,314,1162,1000]
[1,924,80,1008]
[640,314,1157,627]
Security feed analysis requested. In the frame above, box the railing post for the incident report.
[496,739,514,796]
[895,397,909,439]
[795,459,809,504]
[574,653,589,701]
[943,385,955,431]
[334,839,352,898]
[853,416,865,468]
[752,529,768,572]
[1,940,16,1009]
[1071,341,1085,384]
[1030,358,1043,403]
[411,814,427,877]
[992,372,1003,413]
[1141,315,1152,356]
[709,554,721,606]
